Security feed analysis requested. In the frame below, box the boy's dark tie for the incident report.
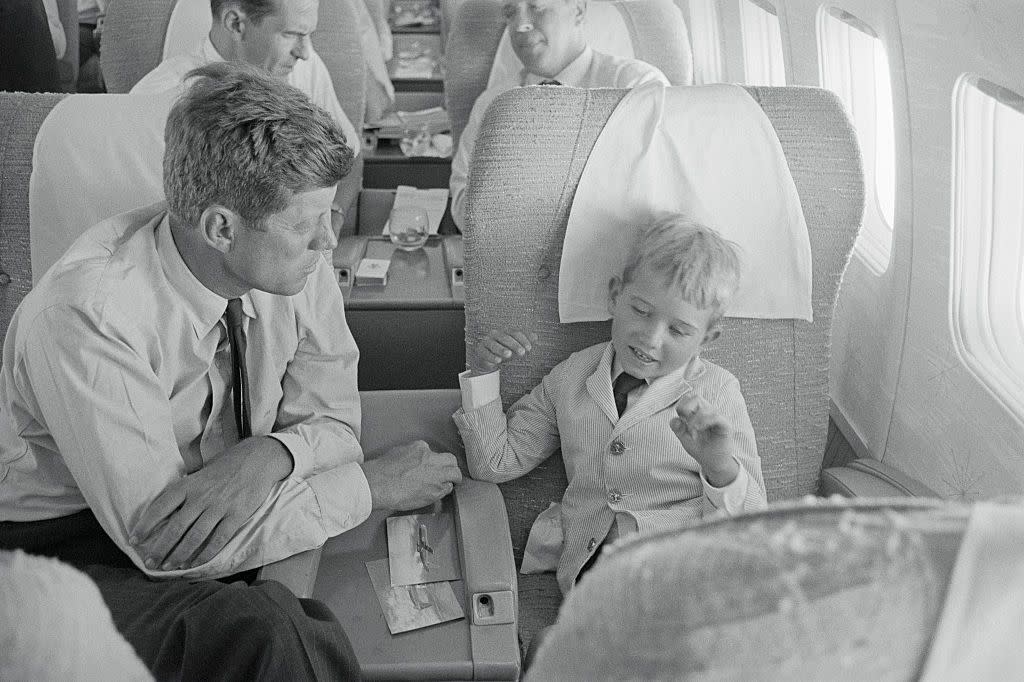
[225,298,252,439]
[612,372,644,417]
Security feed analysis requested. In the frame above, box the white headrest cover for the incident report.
[29,93,177,282]
[162,0,213,60]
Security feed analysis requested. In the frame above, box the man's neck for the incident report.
[207,28,237,62]
[168,214,244,300]
[532,40,587,80]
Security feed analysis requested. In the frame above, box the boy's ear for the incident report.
[701,322,722,346]
[607,276,622,315]
[199,205,239,254]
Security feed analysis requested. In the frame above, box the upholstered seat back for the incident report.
[0,93,63,342]
[444,0,694,147]
[460,85,863,641]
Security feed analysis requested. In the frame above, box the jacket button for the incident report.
[608,489,622,504]
[587,537,597,551]
[609,440,625,455]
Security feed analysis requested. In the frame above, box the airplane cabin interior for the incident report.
[0,0,1022,679]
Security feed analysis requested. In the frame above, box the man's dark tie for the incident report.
[612,372,644,417]
[225,298,252,439]
[539,79,562,86]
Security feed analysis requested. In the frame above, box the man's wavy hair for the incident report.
[210,0,277,23]
[163,61,352,229]
[621,214,743,324]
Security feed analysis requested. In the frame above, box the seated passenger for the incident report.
[454,216,767,595]
[131,0,359,161]
[0,62,461,679]
[77,0,106,93]
[448,0,669,230]
[0,0,62,92]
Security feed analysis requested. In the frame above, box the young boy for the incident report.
[453,215,768,595]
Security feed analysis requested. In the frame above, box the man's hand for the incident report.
[362,440,463,511]
[129,437,293,571]
[470,329,537,375]
[670,394,740,488]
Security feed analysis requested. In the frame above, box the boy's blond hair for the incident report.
[621,214,742,323]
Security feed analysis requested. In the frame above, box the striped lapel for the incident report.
[585,343,618,424]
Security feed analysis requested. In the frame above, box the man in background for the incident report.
[132,0,361,222]
[448,0,669,229]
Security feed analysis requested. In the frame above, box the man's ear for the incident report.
[573,0,587,24]
[199,206,239,254]
[607,275,622,316]
[701,322,722,346]
[221,7,246,37]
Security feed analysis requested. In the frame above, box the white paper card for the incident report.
[382,185,448,236]
[365,559,464,634]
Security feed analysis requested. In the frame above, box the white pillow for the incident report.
[162,0,212,60]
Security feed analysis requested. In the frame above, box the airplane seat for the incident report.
[443,0,694,148]
[101,0,367,224]
[527,498,972,680]
[458,83,871,646]
[0,92,64,342]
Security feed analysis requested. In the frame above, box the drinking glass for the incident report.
[389,205,429,251]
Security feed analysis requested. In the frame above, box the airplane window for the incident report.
[817,8,896,275]
[739,0,785,86]
[684,0,724,84]
[951,75,1024,418]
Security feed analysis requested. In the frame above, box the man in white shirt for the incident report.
[0,63,461,679]
[448,0,669,229]
[132,0,361,221]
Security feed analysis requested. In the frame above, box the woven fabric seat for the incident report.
[460,84,863,647]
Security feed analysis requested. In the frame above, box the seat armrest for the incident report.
[257,546,323,598]
[455,478,521,679]
[820,458,939,498]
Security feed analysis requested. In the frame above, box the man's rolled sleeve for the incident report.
[305,461,373,536]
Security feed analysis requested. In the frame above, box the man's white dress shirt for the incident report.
[449,46,668,229]
[0,204,370,579]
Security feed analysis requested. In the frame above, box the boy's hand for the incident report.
[670,394,740,488]
[469,329,538,375]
